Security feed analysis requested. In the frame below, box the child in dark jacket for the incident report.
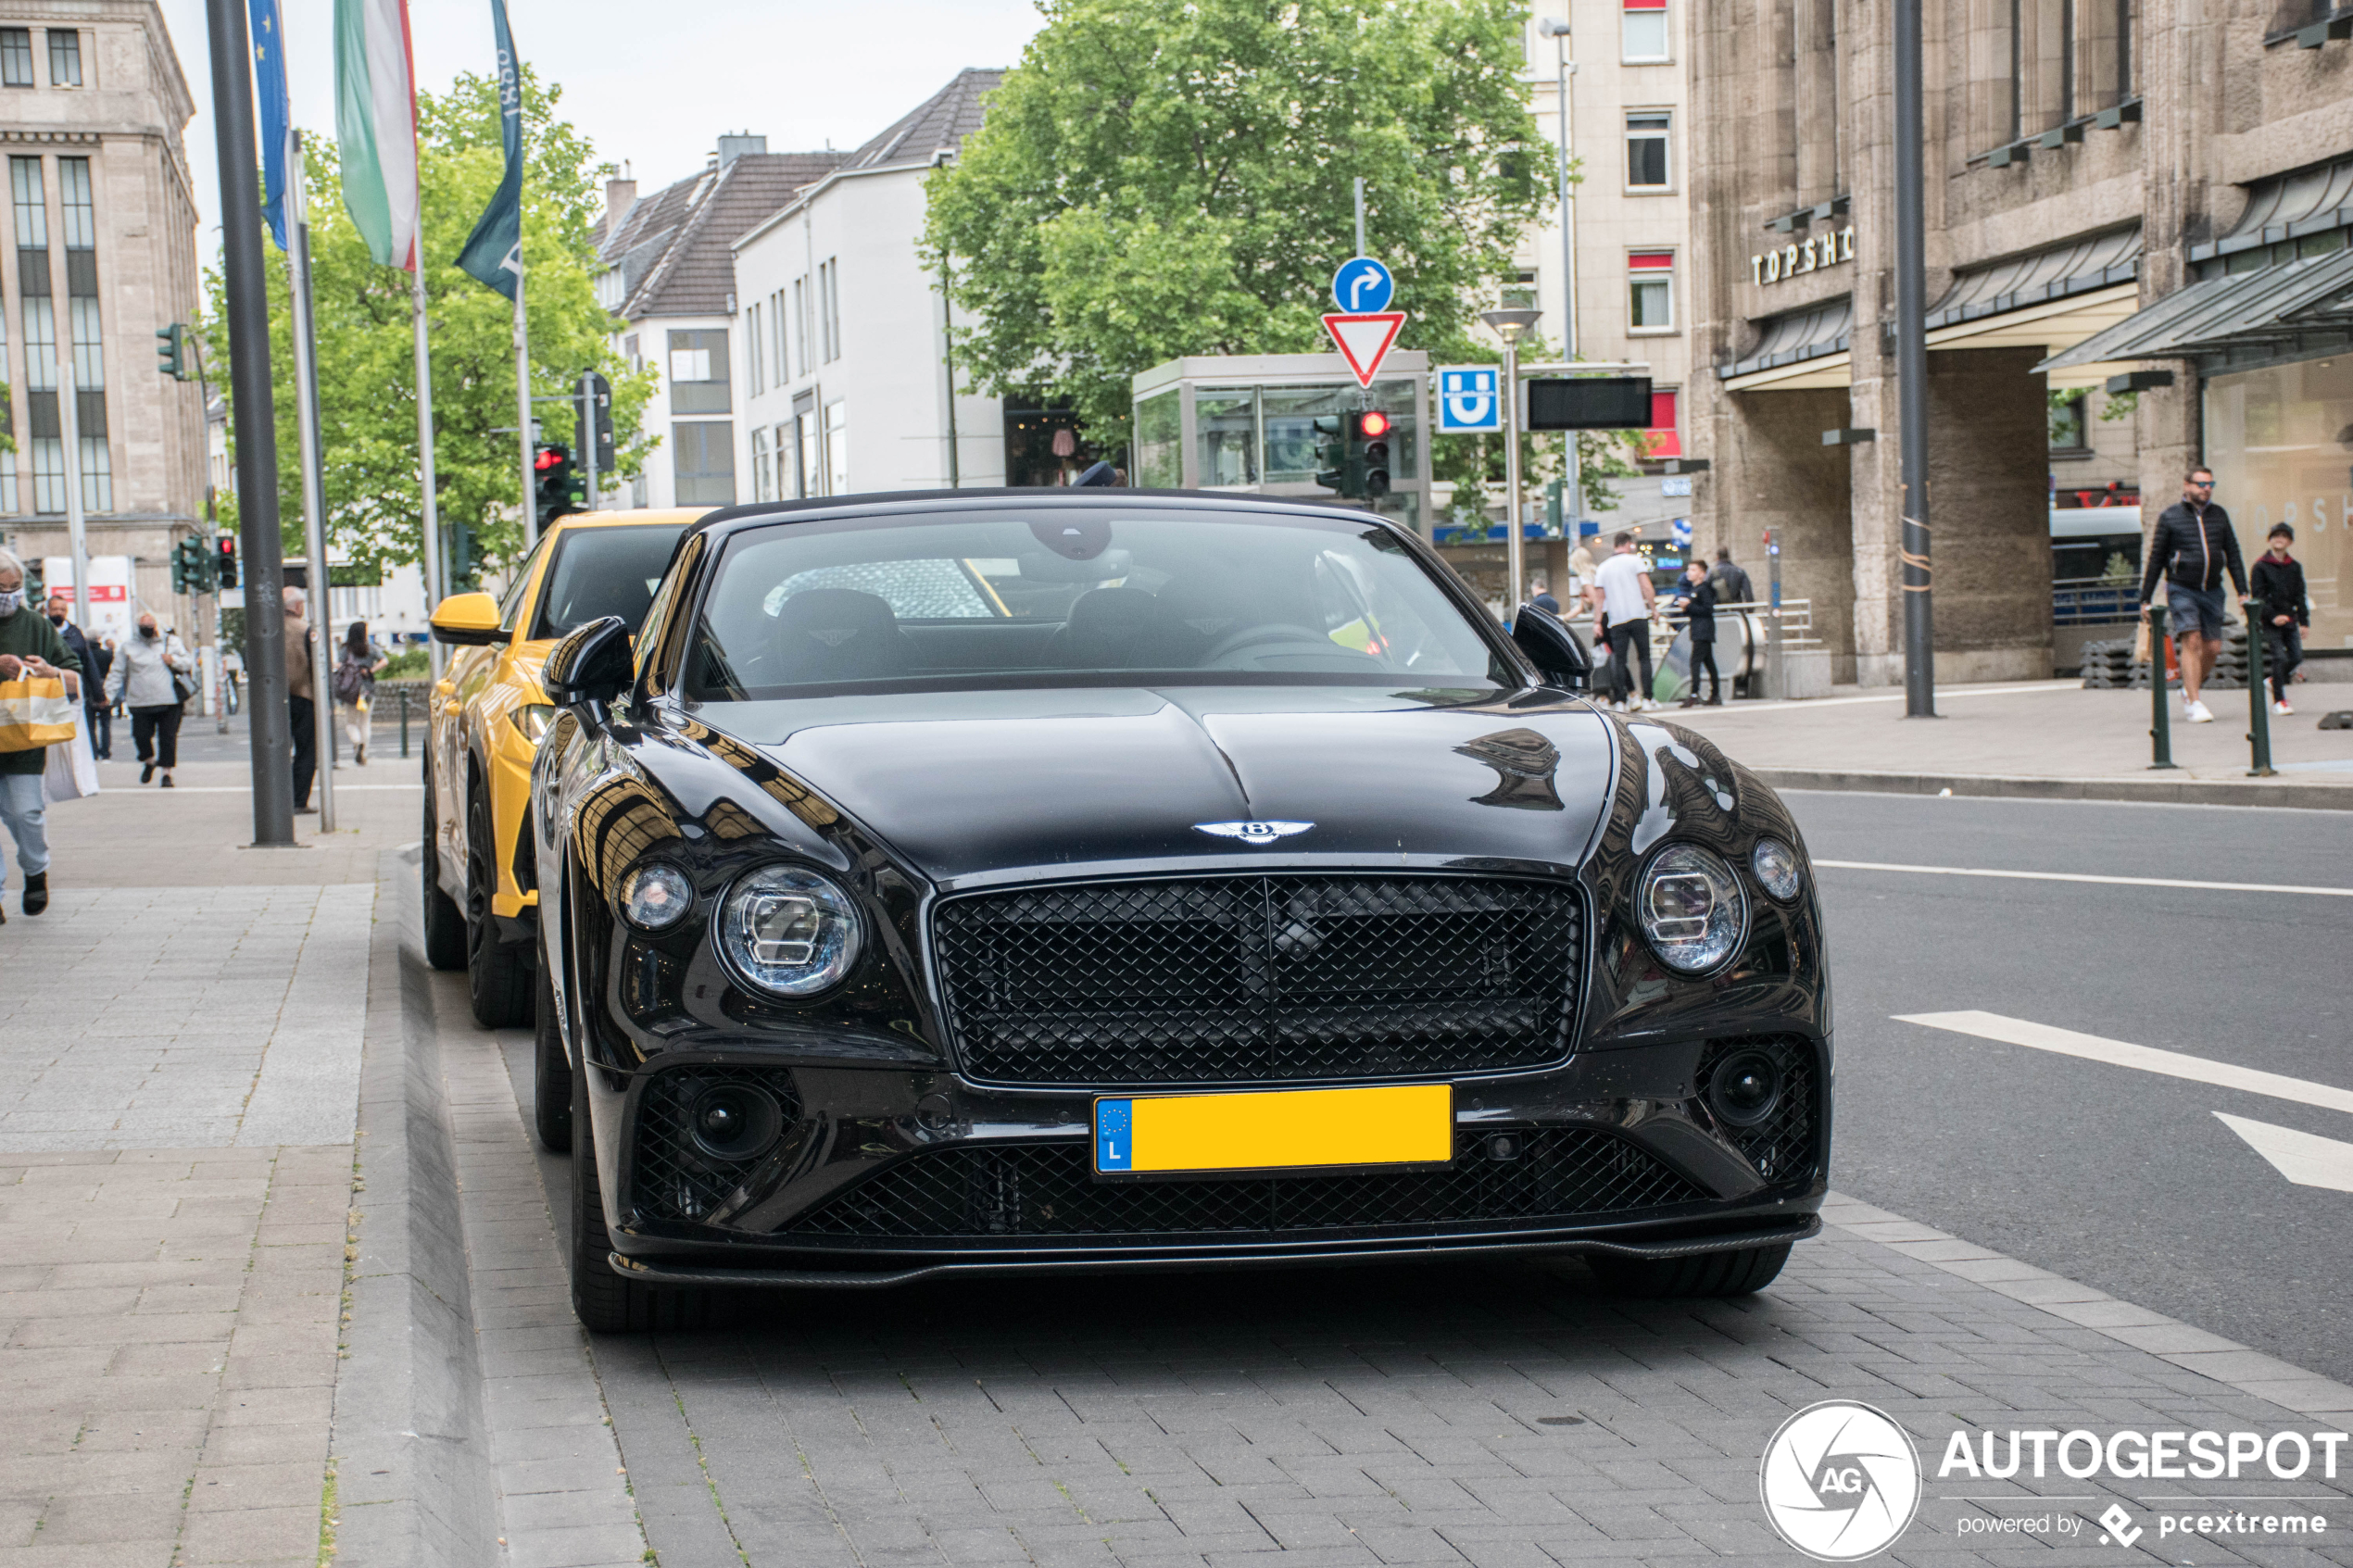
[2250,523,2308,714]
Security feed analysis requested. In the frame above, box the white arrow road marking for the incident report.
[1896,1011,2353,1117]
[2214,1112,2353,1193]
[1820,860,2353,897]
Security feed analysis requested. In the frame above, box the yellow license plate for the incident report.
[1092,1084,1453,1177]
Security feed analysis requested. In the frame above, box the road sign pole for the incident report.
[1353,178,1365,260]
[1504,332,1524,618]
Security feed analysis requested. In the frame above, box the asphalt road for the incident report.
[1781,790,2353,1386]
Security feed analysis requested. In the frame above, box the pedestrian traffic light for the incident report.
[156,323,188,382]
[1355,409,1392,499]
[535,443,577,531]
[216,535,239,589]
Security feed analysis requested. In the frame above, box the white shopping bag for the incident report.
[43,720,99,803]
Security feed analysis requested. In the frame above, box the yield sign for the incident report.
[1322,311,1406,388]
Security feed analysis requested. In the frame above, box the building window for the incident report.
[12,157,62,514]
[45,29,79,88]
[666,329,729,415]
[1622,0,1669,62]
[746,301,763,395]
[0,30,32,88]
[57,157,105,511]
[749,424,772,500]
[818,259,841,363]
[1644,390,1681,459]
[791,276,808,378]
[774,421,795,499]
[798,409,821,497]
[2048,391,2088,453]
[1628,250,1675,331]
[672,420,736,505]
[1626,112,1671,190]
[824,399,849,494]
[623,333,640,374]
[770,289,786,385]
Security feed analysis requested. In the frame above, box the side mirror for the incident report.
[1512,605,1591,691]
[543,616,634,711]
[429,591,505,647]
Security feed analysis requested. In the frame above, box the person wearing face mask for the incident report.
[0,547,82,917]
[44,594,109,760]
[106,609,193,787]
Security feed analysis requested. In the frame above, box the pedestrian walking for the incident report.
[42,593,109,759]
[2138,466,2247,724]
[1708,546,1755,607]
[86,636,113,759]
[1587,531,1657,712]
[2250,522,2308,717]
[1673,559,1722,707]
[1567,539,1598,602]
[333,621,388,765]
[0,547,83,918]
[284,587,320,814]
[107,610,193,787]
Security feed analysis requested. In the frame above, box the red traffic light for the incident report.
[535,444,569,472]
[1356,409,1392,439]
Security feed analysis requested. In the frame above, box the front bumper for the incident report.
[585,1034,1831,1287]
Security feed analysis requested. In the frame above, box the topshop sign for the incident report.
[1752,225,1856,285]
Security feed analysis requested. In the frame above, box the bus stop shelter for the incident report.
[1129,353,1433,536]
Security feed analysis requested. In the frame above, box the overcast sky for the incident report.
[154,0,1046,254]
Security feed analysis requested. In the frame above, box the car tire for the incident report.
[533,963,573,1154]
[568,1063,713,1334]
[420,771,468,972]
[465,781,535,1029]
[1586,1241,1792,1298]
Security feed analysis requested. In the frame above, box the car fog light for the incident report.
[1706,1048,1783,1127]
[1751,837,1804,902]
[1636,844,1747,973]
[686,1082,785,1162]
[719,865,861,997]
[619,863,694,930]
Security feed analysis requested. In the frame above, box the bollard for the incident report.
[398,686,411,759]
[2147,604,2177,770]
[2244,605,2276,777]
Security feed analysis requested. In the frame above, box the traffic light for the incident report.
[447,521,485,592]
[535,443,577,530]
[1313,417,1360,498]
[573,372,615,478]
[156,323,188,382]
[216,535,239,589]
[1355,409,1393,499]
[170,535,214,596]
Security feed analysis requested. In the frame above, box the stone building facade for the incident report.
[0,0,204,643]
[1689,0,2353,684]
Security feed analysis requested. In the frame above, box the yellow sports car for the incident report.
[424,509,705,1025]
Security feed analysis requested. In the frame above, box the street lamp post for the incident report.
[1479,307,1543,620]
[1895,0,1936,716]
[1537,17,1583,535]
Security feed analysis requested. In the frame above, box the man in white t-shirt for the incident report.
[1586,532,1657,710]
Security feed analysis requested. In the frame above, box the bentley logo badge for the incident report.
[1194,821,1314,846]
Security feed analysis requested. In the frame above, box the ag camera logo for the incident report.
[1760,1401,1923,1561]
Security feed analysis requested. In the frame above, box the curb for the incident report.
[1756,766,2353,811]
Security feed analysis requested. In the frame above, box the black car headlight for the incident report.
[1637,844,1747,973]
[717,865,861,997]
[1751,837,1804,902]
[619,863,694,931]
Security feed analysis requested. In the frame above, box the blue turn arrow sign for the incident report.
[1331,257,1395,314]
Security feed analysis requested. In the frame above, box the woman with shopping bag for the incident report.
[0,547,83,919]
[333,621,388,765]
[107,610,193,788]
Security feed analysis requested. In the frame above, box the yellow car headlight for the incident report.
[511,703,557,744]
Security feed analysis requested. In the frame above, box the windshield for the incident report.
[682,508,1510,699]
[531,524,690,640]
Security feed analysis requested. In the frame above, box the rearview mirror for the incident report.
[543,615,634,711]
[429,591,505,647]
[1511,605,1591,691]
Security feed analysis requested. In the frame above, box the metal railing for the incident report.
[2054,575,2142,625]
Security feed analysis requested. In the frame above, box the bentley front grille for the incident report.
[932,873,1581,1086]
[784,1128,1702,1240]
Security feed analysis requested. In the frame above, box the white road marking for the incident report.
[1819,859,2353,898]
[2214,1112,2353,1194]
[1896,1011,2353,1117]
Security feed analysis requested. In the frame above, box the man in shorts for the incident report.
[2138,466,2246,724]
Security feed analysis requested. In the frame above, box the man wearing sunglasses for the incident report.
[2139,467,2246,724]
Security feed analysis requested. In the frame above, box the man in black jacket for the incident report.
[2138,467,2246,724]
[2250,523,2308,715]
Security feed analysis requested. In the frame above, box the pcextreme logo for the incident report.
[1759,1401,1923,1562]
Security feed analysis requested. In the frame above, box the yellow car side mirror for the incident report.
[430,591,506,647]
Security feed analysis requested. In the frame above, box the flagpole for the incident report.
[413,265,445,681]
[516,259,536,543]
[287,132,336,831]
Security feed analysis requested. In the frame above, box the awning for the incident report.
[2037,248,2353,370]
[1718,295,1852,390]
[1928,226,2142,329]
[2193,156,2353,264]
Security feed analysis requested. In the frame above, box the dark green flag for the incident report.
[456,0,522,297]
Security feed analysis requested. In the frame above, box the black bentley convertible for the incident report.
[528,491,1829,1331]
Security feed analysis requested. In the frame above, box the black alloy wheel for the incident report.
[569,1063,714,1334]
[1586,1241,1792,1298]
[419,764,468,972]
[533,961,572,1153]
[464,779,535,1029]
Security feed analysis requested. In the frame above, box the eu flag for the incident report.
[247,0,296,251]
[456,0,523,298]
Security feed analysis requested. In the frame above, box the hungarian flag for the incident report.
[456,0,523,298]
[333,0,422,270]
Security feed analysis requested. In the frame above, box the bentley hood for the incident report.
[699,685,1618,884]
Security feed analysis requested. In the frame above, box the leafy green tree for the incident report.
[925,0,1549,446]
[206,69,652,581]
